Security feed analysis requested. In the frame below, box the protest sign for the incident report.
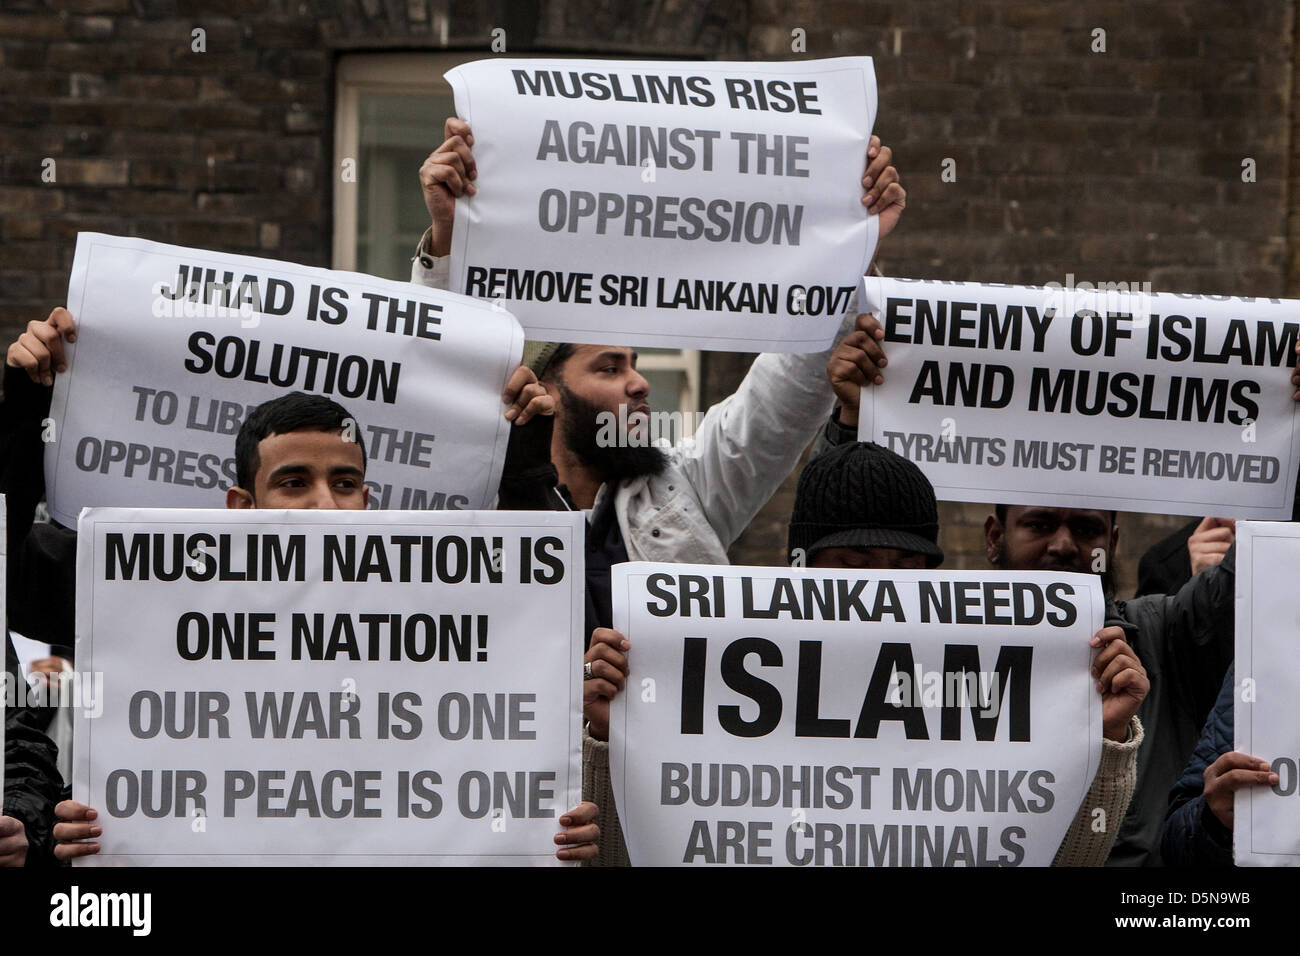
[609,563,1103,866]
[1233,521,1300,866]
[72,508,584,865]
[46,233,525,526]
[856,277,1300,519]
[443,57,878,352]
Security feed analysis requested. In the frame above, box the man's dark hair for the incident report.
[234,391,365,490]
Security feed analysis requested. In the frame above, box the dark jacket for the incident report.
[1134,518,1199,598]
[1,365,76,658]
[4,631,63,865]
[1100,549,1236,866]
[1161,665,1235,866]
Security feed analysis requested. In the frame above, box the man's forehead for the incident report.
[573,344,636,363]
[257,428,362,464]
[1010,505,1112,525]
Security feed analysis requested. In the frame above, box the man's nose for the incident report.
[628,369,650,401]
[306,483,340,510]
[1045,526,1078,555]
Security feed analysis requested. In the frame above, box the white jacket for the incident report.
[411,252,853,562]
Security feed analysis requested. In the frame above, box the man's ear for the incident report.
[361,483,371,509]
[226,486,255,509]
[1110,523,1120,556]
[984,514,1003,564]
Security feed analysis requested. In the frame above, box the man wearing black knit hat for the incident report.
[787,439,943,571]
[785,435,1146,866]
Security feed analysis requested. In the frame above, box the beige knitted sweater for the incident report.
[582,716,1143,868]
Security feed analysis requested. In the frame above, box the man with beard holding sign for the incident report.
[416,118,904,864]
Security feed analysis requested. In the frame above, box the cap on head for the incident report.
[788,441,944,567]
[521,341,564,380]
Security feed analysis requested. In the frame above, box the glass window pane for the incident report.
[356,91,454,281]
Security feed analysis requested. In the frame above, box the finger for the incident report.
[508,382,548,423]
[849,334,888,374]
[556,823,600,847]
[515,392,554,425]
[867,134,881,159]
[15,336,53,384]
[1192,528,1235,545]
[0,817,20,837]
[556,841,598,861]
[54,841,101,861]
[1089,625,1126,648]
[47,307,77,342]
[582,677,620,702]
[829,355,872,389]
[862,144,893,190]
[423,162,468,198]
[55,801,96,823]
[440,136,477,182]
[1098,654,1142,689]
[53,821,102,842]
[865,165,900,210]
[1194,515,1216,534]
[31,322,69,372]
[558,801,598,827]
[584,642,629,674]
[444,117,473,147]
[1216,768,1280,791]
[501,364,535,405]
[1090,639,1131,674]
[428,141,477,195]
[589,627,630,651]
[854,312,886,341]
[1209,751,1274,775]
[1108,667,1149,699]
[869,180,905,215]
[587,659,626,689]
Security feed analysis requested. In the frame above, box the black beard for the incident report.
[557,384,669,482]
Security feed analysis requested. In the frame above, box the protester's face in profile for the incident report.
[549,345,668,481]
[986,507,1116,577]
[810,546,929,570]
[227,429,368,510]
[555,345,651,430]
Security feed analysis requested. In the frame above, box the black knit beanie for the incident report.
[787,441,943,567]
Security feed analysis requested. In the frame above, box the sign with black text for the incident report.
[47,233,525,525]
[444,57,878,351]
[1234,521,1300,866]
[72,508,584,865]
[610,563,1103,866]
[857,277,1300,518]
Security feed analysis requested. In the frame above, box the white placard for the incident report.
[47,233,526,525]
[857,277,1300,519]
[610,563,1103,866]
[73,508,584,866]
[444,57,878,352]
[1234,520,1300,866]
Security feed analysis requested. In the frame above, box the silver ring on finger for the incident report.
[583,661,594,680]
